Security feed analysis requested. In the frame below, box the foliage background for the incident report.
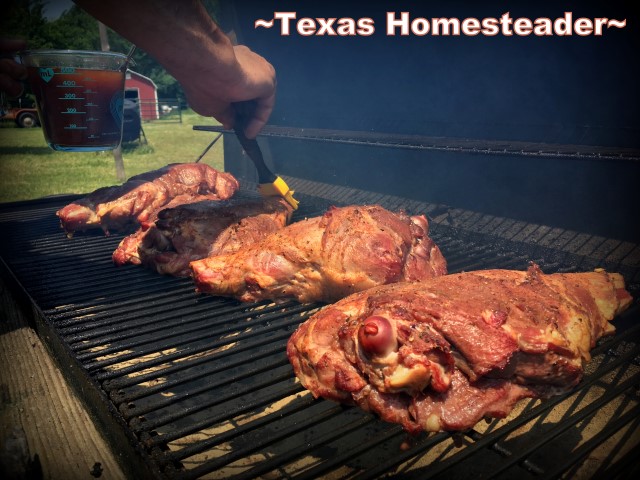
[1,0,222,105]
[0,1,226,201]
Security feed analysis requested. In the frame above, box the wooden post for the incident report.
[98,21,126,182]
[98,22,110,52]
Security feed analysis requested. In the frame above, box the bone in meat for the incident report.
[287,264,633,433]
[190,204,448,303]
[56,163,239,236]
[113,197,294,277]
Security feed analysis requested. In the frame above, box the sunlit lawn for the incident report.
[0,111,225,203]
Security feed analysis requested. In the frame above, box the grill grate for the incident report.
[1,183,639,479]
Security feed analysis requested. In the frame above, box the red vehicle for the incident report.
[1,106,41,128]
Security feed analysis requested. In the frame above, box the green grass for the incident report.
[0,110,225,203]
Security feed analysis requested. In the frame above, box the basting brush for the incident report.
[233,104,299,210]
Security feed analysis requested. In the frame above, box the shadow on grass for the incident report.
[0,146,54,155]
[0,143,154,156]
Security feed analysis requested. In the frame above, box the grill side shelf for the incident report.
[194,125,640,163]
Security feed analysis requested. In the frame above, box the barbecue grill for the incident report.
[2,0,639,478]
[1,183,638,479]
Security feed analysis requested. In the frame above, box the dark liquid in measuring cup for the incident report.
[27,67,125,151]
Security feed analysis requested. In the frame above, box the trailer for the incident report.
[1,107,40,128]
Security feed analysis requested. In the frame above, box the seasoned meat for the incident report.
[56,163,239,236]
[190,204,447,303]
[113,197,293,277]
[287,264,632,433]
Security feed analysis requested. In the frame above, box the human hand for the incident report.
[230,45,276,138]
[180,45,276,139]
[0,38,28,98]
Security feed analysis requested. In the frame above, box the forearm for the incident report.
[73,0,277,136]
[73,0,240,98]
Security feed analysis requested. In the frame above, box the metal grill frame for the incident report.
[1,182,639,480]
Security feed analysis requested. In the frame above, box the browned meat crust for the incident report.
[287,264,633,433]
[56,163,239,235]
[190,204,447,303]
[113,197,293,277]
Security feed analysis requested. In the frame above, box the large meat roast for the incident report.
[287,264,633,433]
[190,204,447,304]
[56,163,239,235]
[113,197,294,277]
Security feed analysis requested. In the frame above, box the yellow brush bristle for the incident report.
[258,176,299,209]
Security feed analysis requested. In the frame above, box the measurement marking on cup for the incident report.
[56,80,82,88]
[59,94,85,100]
[25,52,127,151]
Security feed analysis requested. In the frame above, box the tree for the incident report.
[2,1,186,103]
[1,1,233,104]
[50,6,185,101]
[1,0,49,47]
[44,5,100,50]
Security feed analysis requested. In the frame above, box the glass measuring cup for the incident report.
[21,50,129,151]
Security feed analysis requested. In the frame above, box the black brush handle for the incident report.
[234,101,277,184]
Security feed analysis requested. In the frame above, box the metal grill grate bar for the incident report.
[68,298,281,354]
[162,390,319,466]
[62,295,224,339]
[134,367,296,432]
[104,330,293,394]
[224,414,376,480]
[485,375,640,479]
[171,398,348,480]
[123,355,292,419]
[47,282,197,323]
[327,321,640,480]
[558,415,640,480]
[83,304,313,375]
[145,380,305,447]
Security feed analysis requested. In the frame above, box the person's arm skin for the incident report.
[74,0,276,138]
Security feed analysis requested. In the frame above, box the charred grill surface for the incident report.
[1,183,638,480]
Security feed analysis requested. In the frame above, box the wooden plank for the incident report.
[0,277,126,479]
